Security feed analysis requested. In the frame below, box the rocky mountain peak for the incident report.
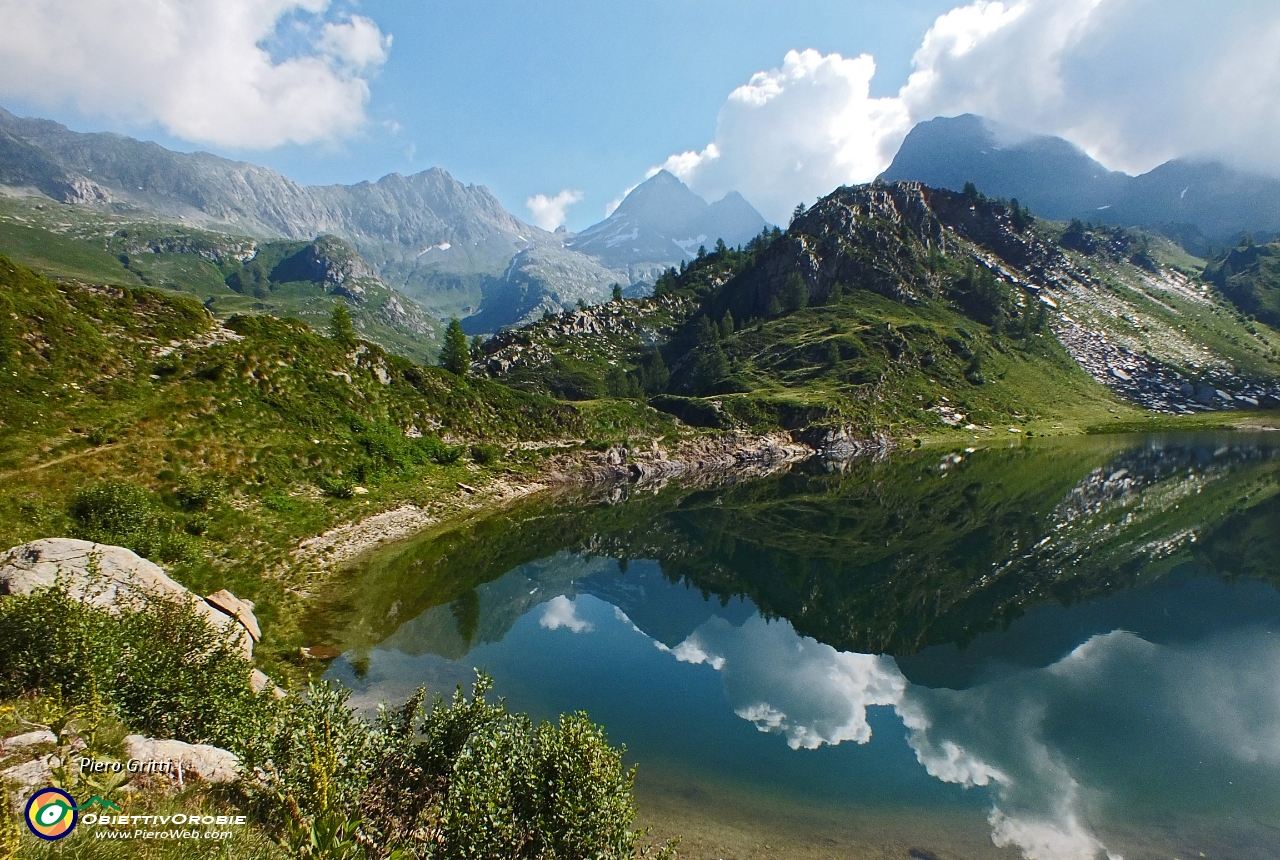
[567,170,768,272]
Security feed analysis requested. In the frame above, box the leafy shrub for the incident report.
[348,421,462,482]
[469,443,503,466]
[241,675,673,860]
[184,512,212,536]
[0,584,267,748]
[70,479,154,539]
[68,480,199,563]
[318,474,356,499]
[244,682,374,822]
[262,490,304,513]
[175,475,225,511]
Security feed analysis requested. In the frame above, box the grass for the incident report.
[0,256,680,683]
[705,286,1136,436]
[0,197,445,364]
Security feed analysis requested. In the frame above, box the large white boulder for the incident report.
[123,735,240,785]
[0,539,256,659]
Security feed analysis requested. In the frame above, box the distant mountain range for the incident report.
[0,107,768,333]
[568,171,767,279]
[467,172,769,332]
[881,114,1280,252]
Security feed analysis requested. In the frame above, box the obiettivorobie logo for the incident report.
[23,788,121,840]
[24,787,243,842]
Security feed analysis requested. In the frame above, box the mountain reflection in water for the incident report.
[316,435,1280,860]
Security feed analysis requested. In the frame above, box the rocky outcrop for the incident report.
[549,433,813,488]
[272,235,379,302]
[0,735,85,806]
[123,736,239,786]
[204,589,261,643]
[466,244,634,331]
[0,539,259,659]
[0,730,57,755]
[477,296,692,378]
[722,182,955,318]
[791,425,895,460]
[1054,316,1280,412]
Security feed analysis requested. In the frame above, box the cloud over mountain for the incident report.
[526,189,584,231]
[659,0,1280,223]
[0,0,390,149]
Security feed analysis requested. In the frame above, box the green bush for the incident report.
[68,479,200,563]
[469,443,503,466]
[175,475,225,511]
[244,682,374,822]
[318,474,356,499]
[70,479,154,539]
[0,584,267,748]
[1,587,673,859]
[348,422,462,482]
[243,675,673,860]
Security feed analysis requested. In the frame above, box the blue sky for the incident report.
[1,0,953,229]
[4,0,1280,229]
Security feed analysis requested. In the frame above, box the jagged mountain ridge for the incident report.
[0,106,548,322]
[0,107,541,249]
[480,179,1280,429]
[466,171,770,333]
[0,108,770,332]
[567,171,769,276]
[882,114,1280,248]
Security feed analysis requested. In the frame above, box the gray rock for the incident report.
[123,736,239,785]
[250,668,286,700]
[0,729,57,753]
[205,589,261,642]
[0,754,55,800]
[0,539,253,659]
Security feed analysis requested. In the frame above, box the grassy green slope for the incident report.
[484,184,1280,438]
[0,256,672,668]
[0,196,446,363]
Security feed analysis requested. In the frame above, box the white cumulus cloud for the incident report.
[653,0,1280,223]
[0,0,390,149]
[318,15,391,68]
[538,595,593,634]
[526,189,584,231]
[655,49,910,224]
[670,615,907,750]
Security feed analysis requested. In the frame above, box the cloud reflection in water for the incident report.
[660,612,1280,860]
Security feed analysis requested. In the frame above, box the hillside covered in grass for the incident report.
[1203,237,1280,329]
[0,196,444,363]
[0,255,673,662]
[480,182,1280,437]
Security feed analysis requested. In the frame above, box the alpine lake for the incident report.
[305,432,1280,860]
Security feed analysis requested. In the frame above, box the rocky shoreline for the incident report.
[290,427,891,574]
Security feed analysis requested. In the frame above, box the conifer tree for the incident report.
[782,273,808,312]
[440,318,470,375]
[720,311,735,339]
[329,301,355,346]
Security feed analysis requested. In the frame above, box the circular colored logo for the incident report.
[24,788,78,840]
